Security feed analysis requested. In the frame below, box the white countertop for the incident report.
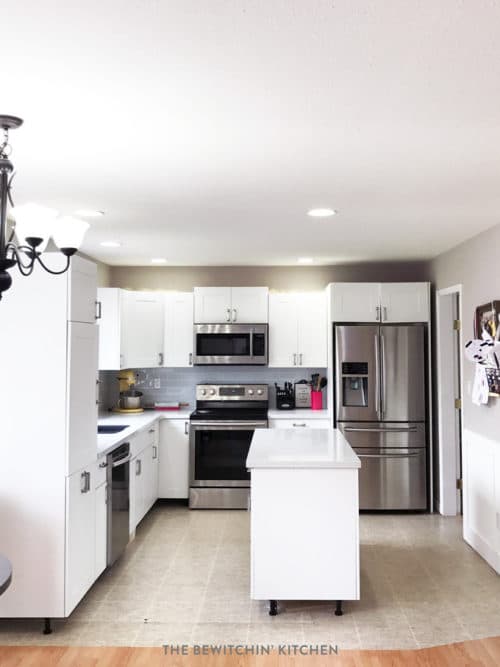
[97,409,191,458]
[246,428,360,469]
[267,409,330,420]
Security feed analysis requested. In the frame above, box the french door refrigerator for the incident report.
[334,324,427,510]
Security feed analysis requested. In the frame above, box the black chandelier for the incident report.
[0,115,89,300]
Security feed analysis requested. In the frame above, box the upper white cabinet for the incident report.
[269,292,327,368]
[98,288,164,369]
[330,283,429,323]
[163,292,194,367]
[158,419,190,499]
[69,256,99,324]
[194,287,268,323]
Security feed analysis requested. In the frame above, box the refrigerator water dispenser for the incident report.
[341,362,369,407]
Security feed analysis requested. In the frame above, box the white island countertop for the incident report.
[246,428,360,469]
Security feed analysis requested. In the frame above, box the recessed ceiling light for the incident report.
[100,240,121,248]
[298,257,314,264]
[151,258,168,264]
[75,209,105,217]
[307,208,337,218]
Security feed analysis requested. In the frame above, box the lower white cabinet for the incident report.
[65,463,97,615]
[159,419,190,499]
[130,428,160,534]
[269,419,331,430]
[95,481,107,579]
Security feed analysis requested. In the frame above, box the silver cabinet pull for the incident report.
[376,305,381,321]
[293,353,297,366]
[226,307,231,322]
[136,459,141,476]
[189,352,193,366]
[232,308,237,322]
[98,460,108,468]
[80,471,91,493]
[293,423,307,427]
[153,445,158,459]
[184,421,189,435]
[95,378,100,406]
[95,300,102,320]
[383,306,388,321]
[120,353,125,368]
[158,352,164,366]
[299,353,303,365]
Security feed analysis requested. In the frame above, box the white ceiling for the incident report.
[4,1,500,266]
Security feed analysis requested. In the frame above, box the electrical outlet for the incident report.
[154,378,161,389]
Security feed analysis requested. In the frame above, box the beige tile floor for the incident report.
[1,505,500,649]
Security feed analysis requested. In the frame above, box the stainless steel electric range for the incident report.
[189,383,269,509]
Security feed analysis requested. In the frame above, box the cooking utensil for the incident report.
[119,389,143,410]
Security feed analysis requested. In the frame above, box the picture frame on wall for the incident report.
[474,300,500,339]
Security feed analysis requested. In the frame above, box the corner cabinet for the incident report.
[330,282,429,323]
[194,287,268,323]
[269,292,327,367]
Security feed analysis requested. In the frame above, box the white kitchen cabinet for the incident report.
[67,322,99,476]
[269,419,331,429]
[380,283,429,323]
[98,288,164,370]
[130,453,145,532]
[164,292,194,367]
[129,426,160,533]
[65,464,96,615]
[95,481,107,579]
[330,282,430,323]
[159,419,190,499]
[194,286,268,323]
[69,256,99,324]
[269,292,327,367]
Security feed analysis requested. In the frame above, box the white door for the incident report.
[230,287,269,323]
[164,292,194,367]
[67,323,98,476]
[121,291,164,368]
[97,288,122,370]
[380,283,430,322]
[194,287,232,323]
[95,482,107,578]
[268,293,298,367]
[68,256,97,324]
[158,420,190,499]
[331,283,381,322]
[65,464,96,615]
[296,292,327,367]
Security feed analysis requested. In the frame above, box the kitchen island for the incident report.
[246,428,360,616]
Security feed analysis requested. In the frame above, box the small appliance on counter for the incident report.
[275,382,295,410]
[114,370,144,414]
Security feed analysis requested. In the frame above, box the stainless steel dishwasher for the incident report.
[107,442,131,566]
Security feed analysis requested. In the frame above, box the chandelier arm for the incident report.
[5,243,36,271]
[35,253,71,275]
[7,171,15,208]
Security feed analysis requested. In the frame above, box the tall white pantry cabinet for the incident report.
[0,255,99,621]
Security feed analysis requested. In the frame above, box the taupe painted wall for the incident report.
[428,221,500,447]
[108,261,428,292]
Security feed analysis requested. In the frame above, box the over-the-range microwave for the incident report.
[193,323,268,365]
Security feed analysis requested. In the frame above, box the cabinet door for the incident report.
[95,482,107,578]
[158,420,190,499]
[65,464,96,615]
[97,288,122,370]
[164,292,194,367]
[67,323,98,476]
[151,442,159,508]
[380,283,429,323]
[194,287,231,323]
[121,291,164,368]
[296,292,327,367]
[268,294,298,367]
[331,283,381,322]
[68,256,98,324]
[230,287,268,323]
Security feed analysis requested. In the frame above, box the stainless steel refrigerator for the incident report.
[334,324,427,510]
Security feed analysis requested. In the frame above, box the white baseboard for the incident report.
[464,525,500,574]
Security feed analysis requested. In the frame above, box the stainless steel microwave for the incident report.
[193,324,268,365]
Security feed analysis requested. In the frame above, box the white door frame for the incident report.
[436,284,463,516]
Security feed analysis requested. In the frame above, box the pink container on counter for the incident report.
[311,390,323,410]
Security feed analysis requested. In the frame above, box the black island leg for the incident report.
[43,617,52,634]
[335,600,343,616]
[269,600,278,616]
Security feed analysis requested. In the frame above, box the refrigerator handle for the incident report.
[374,333,381,420]
[380,332,386,419]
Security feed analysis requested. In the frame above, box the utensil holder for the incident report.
[311,390,323,410]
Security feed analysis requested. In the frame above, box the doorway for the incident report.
[436,285,463,516]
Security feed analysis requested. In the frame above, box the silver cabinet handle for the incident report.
[232,308,237,322]
[120,353,125,368]
[158,352,164,366]
[105,484,109,505]
[299,353,303,365]
[80,471,91,493]
[226,307,231,322]
[184,421,189,435]
[383,306,388,322]
[293,423,307,427]
[153,445,158,459]
[99,460,108,468]
[95,378,100,406]
[136,459,141,476]
[293,353,297,366]
[95,300,102,320]
[189,352,193,366]
[376,305,381,321]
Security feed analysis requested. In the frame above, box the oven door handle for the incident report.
[190,421,268,429]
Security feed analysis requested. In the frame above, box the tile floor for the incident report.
[1,504,500,649]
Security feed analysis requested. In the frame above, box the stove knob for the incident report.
[200,388,207,396]
[257,389,263,396]
[209,388,216,396]
[248,389,254,395]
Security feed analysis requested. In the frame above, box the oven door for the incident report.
[193,324,268,365]
[190,421,267,487]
